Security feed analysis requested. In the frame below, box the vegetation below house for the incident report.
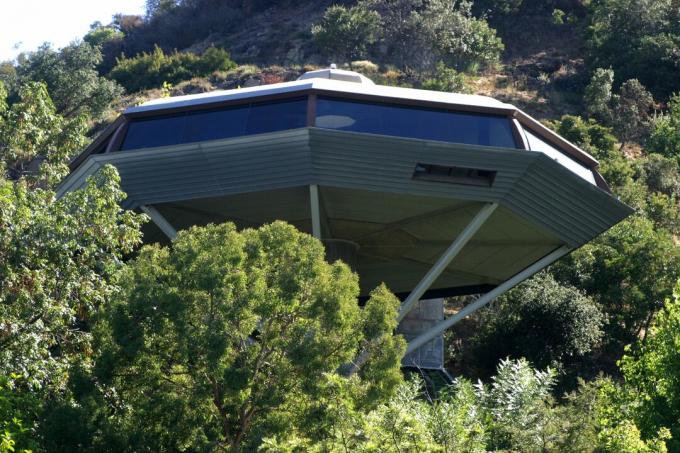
[2,0,680,450]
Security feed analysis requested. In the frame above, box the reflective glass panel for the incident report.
[315,97,517,148]
[120,97,307,150]
[523,128,596,184]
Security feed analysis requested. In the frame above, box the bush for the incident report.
[16,41,122,119]
[422,62,469,93]
[341,0,503,74]
[311,5,380,66]
[467,273,604,376]
[585,0,680,100]
[619,283,680,450]
[639,153,680,198]
[110,45,236,92]
[648,93,680,160]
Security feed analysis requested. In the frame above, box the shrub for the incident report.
[585,0,680,100]
[422,62,469,93]
[110,45,236,92]
[347,0,503,74]
[648,93,680,160]
[311,5,380,66]
[468,273,604,376]
[619,283,680,450]
[639,153,680,198]
[16,41,122,119]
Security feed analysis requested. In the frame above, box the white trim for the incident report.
[125,78,512,114]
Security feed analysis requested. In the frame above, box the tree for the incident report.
[83,23,126,74]
[85,222,405,451]
[585,68,615,124]
[619,282,680,450]
[613,79,654,150]
[357,0,503,74]
[16,42,122,120]
[552,114,633,188]
[466,272,604,376]
[552,216,680,348]
[311,5,380,66]
[421,0,504,72]
[0,81,87,186]
[582,70,654,150]
[586,0,680,99]
[648,93,680,160]
[0,166,145,387]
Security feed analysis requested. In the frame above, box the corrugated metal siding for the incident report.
[57,127,631,247]
[309,128,530,203]
[503,155,631,246]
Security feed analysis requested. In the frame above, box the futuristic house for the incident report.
[58,68,632,373]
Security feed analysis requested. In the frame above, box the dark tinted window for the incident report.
[315,97,517,148]
[120,97,307,150]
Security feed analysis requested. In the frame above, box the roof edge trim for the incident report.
[514,109,599,169]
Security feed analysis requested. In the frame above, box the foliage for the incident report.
[648,93,680,160]
[311,5,380,66]
[422,62,469,93]
[552,216,680,348]
[585,0,680,99]
[619,282,680,450]
[16,42,122,120]
[613,79,655,149]
[83,23,126,74]
[467,273,604,377]
[75,222,405,451]
[0,81,87,186]
[110,45,236,92]
[638,153,680,198]
[0,166,145,388]
[584,68,615,125]
[0,376,40,453]
[481,358,557,450]
[355,0,503,73]
[583,69,654,149]
[552,114,632,188]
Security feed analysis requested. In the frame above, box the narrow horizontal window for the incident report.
[120,97,308,151]
[412,163,496,187]
[316,96,517,148]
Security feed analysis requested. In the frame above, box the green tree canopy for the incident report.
[619,281,680,450]
[16,42,122,119]
[553,216,680,348]
[0,81,87,186]
[585,0,680,100]
[0,166,144,387]
[468,273,604,376]
[648,93,680,160]
[82,222,404,451]
[312,5,380,67]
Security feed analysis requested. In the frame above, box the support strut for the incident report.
[405,245,572,354]
[140,204,177,241]
[398,202,498,322]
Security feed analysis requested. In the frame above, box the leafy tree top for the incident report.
[93,221,405,450]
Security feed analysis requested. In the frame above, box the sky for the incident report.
[0,0,146,61]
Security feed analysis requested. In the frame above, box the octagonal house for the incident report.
[59,68,632,376]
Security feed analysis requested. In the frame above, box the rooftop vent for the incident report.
[297,65,375,85]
